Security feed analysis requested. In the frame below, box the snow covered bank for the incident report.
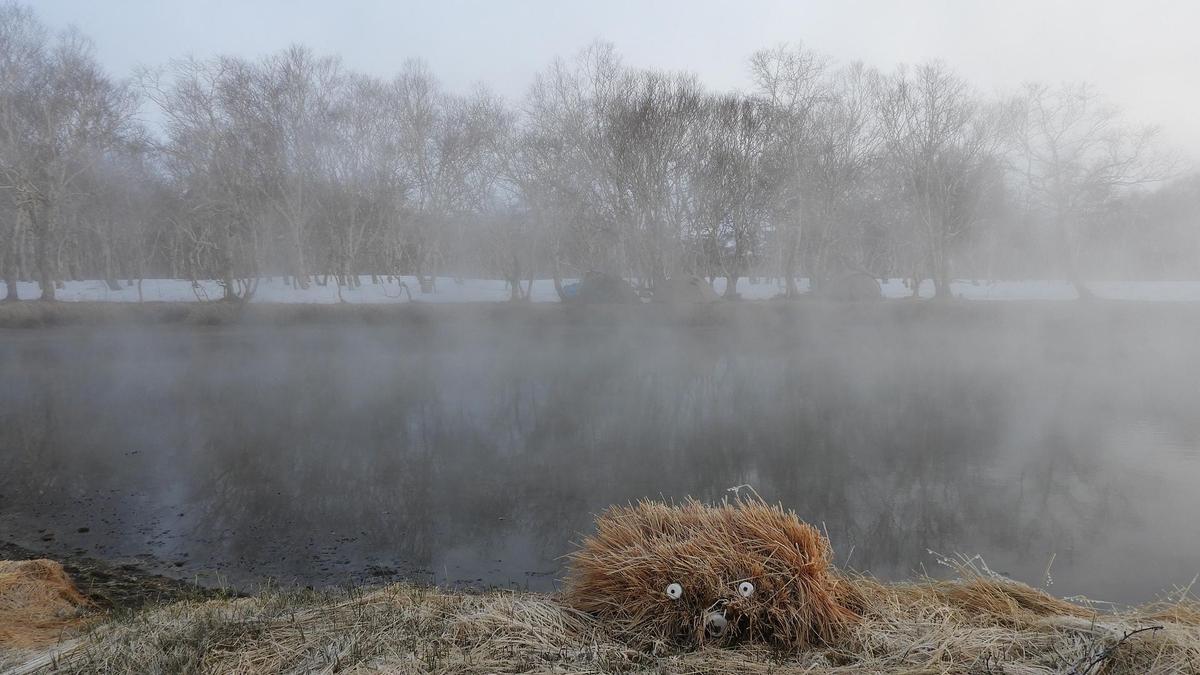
[4,277,1200,303]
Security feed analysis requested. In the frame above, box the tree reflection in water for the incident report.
[1,307,1197,603]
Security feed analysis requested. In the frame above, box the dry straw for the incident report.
[10,568,1196,674]
[0,559,91,649]
[563,497,859,651]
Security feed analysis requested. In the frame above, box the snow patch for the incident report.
[3,277,1200,303]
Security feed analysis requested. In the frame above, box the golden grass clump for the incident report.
[563,497,859,651]
[0,559,91,649]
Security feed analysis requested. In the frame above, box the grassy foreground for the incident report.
[3,568,1198,675]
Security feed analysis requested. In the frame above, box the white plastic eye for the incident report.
[738,581,755,597]
[665,582,683,600]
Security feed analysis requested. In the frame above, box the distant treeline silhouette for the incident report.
[0,2,1195,301]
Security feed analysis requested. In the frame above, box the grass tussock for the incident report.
[564,498,858,650]
[0,560,91,650]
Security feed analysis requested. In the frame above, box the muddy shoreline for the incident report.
[0,533,455,609]
[0,539,227,612]
[4,295,1200,331]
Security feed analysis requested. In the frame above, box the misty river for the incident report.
[2,304,1199,605]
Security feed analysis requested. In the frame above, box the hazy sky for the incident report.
[33,0,1200,160]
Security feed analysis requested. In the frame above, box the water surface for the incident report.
[2,304,1198,603]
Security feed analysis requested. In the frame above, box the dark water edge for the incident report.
[3,295,1200,329]
[3,301,1200,605]
[0,539,227,611]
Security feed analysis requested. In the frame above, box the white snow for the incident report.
[0,277,565,304]
[721,278,1200,302]
[3,276,1200,303]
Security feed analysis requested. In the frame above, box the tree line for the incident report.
[0,2,1194,302]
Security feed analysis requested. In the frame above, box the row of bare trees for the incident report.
[0,2,1188,302]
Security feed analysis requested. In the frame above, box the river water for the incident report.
[1,304,1198,604]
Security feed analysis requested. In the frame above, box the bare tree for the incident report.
[253,46,343,288]
[0,188,20,300]
[801,63,883,289]
[1,4,1193,298]
[751,44,827,297]
[590,68,700,287]
[319,73,407,296]
[686,94,774,298]
[70,147,161,294]
[143,56,266,300]
[0,3,139,300]
[388,62,502,291]
[1013,82,1169,298]
[877,62,1005,299]
[505,110,577,299]
[521,43,624,295]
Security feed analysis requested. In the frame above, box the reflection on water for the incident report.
[1,307,1198,603]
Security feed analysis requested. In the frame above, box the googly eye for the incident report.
[738,581,755,597]
[665,582,683,600]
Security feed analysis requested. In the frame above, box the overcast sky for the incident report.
[33,0,1200,160]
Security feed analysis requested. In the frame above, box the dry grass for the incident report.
[0,560,91,649]
[3,502,1198,673]
[563,498,858,650]
[0,571,1194,674]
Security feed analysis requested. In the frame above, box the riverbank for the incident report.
[2,561,1196,674]
[0,541,227,613]
[5,293,1200,331]
[6,277,1200,305]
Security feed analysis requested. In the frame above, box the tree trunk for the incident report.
[103,234,120,291]
[928,228,952,300]
[1064,244,1092,300]
[2,216,19,302]
[18,227,29,281]
[291,219,309,289]
[932,275,952,300]
[30,204,55,302]
[1055,213,1092,300]
[783,237,800,298]
[220,222,236,302]
[508,254,521,302]
[723,274,738,299]
[552,252,568,301]
[1,268,15,301]
[932,249,952,300]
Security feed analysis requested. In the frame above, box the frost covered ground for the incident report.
[4,276,1200,303]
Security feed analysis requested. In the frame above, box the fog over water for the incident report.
[3,305,1198,604]
[6,6,1200,665]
